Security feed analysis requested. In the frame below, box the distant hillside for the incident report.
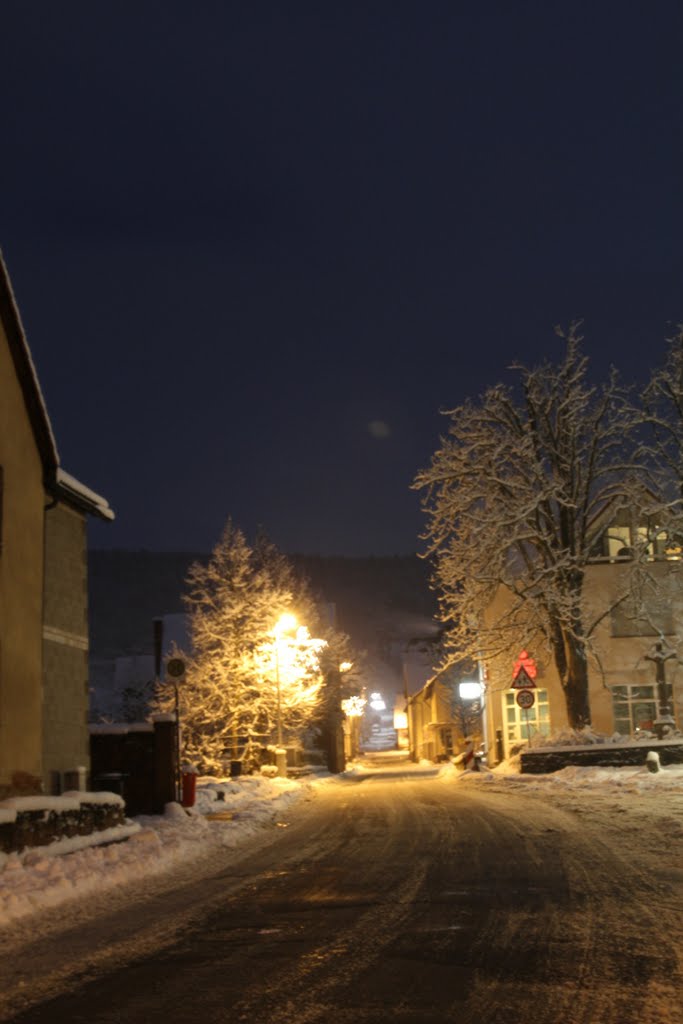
[88,550,203,658]
[88,550,439,660]
[291,554,439,649]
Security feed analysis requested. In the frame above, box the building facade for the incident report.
[482,549,683,763]
[0,251,113,796]
[406,516,683,766]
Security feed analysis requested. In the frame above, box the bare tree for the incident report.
[642,326,683,529]
[413,324,645,729]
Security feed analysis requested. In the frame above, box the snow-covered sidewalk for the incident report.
[0,773,306,931]
[1,757,682,936]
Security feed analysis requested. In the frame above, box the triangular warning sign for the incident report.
[511,665,537,689]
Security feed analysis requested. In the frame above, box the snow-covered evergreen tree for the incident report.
[251,620,327,746]
[155,519,328,773]
[414,324,647,729]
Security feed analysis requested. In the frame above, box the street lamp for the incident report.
[274,613,297,748]
[341,692,366,759]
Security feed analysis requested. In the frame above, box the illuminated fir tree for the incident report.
[155,519,328,773]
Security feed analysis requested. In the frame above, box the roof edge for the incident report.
[0,249,59,474]
[54,468,115,522]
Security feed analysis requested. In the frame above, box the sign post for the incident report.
[516,687,536,741]
[166,657,186,802]
[511,652,537,743]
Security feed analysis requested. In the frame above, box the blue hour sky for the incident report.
[2,2,683,556]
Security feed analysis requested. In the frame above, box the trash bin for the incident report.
[181,765,198,807]
[93,772,127,797]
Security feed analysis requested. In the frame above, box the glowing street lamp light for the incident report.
[341,692,366,758]
[336,659,354,707]
[458,681,482,701]
[341,695,366,717]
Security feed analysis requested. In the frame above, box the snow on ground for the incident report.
[0,772,304,931]
[1,750,682,936]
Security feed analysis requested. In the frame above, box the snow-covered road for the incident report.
[1,757,682,1024]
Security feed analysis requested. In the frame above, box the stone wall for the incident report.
[0,793,126,854]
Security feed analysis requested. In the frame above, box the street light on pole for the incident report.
[274,613,297,751]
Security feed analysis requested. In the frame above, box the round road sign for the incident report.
[516,688,535,710]
[166,657,186,680]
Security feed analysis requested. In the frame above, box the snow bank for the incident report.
[451,760,683,794]
[0,773,305,931]
[2,758,683,937]
[528,726,683,749]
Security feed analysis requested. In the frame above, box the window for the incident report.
[590,522,681,562]
[606,525,634,559]
[611,684,657,736]
[504,688,550,744]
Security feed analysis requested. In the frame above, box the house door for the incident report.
[503,688,550,756]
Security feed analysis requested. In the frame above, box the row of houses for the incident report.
[403,544,683,765]
[0,252,113,797]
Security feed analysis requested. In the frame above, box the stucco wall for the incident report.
[0,321,45,792]
[484,561,683,761]
[42,502,90,792]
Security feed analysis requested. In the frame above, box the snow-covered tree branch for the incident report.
[413,324,650,728]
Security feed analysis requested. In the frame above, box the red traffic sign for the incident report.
[511,665,536,689]
[516,688,536,710]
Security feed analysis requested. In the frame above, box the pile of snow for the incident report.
[527,726,683,749]
[2,753,683,935]
[448,759,683,794]
[0,773,304,930]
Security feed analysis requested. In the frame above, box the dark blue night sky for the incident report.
[2,2,682,555]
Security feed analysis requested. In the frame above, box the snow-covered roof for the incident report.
[55,468,115,521]
[0,249,114,522]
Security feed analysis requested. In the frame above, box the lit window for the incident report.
[611,684,657,736]
[504,688,550,743]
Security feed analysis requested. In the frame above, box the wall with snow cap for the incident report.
[0,791,125,854]
[521,737,683,774]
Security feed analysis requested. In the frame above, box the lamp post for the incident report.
[326,660,353,772]
[341,692,365,759]
[274,613,296,765]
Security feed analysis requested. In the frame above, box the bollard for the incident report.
[646,750,661,774]
[275,748,287,778]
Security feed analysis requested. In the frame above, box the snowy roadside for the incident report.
[1,757,683,936]
[447,759,683,848]
[0,773,307,932]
